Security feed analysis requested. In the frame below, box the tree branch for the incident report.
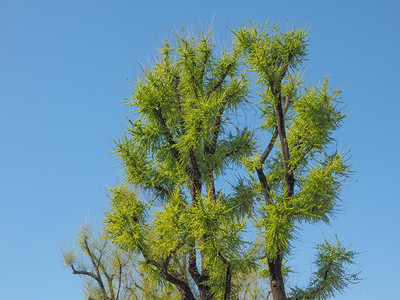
[153,107,180,161]
[203,93,232,203]
[260,129,279,165]
[82,238,107,296]
[256,168,271,206]
[260,95,291,164]
[256,95,291,206]
[200,48,211,91]
[172,74,187,133]
[94,240,116,300]
[154,184,173,200]
[70,264,98,282]
[206,62,235,98]
[224,264,233,300]
[137,241,194,299]
[280,53,294,80]
[217,250,233,300]
[153,105,202,200]
[242,282,251,300]
[272,56,296,199]
[116,261,122,300]
[188,244,204,285]
[275,94,295,198]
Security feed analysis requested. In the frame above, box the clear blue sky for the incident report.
[1,0,399,299]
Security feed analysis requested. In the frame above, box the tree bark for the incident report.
[268,255,287,300]
[224,264,233,300]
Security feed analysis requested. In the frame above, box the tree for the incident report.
[63,224,180,300]
[101,22,359,300]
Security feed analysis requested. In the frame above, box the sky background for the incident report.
[1,0,399,299]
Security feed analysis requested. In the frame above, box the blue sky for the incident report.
[1,0,399,299]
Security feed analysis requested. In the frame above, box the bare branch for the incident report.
[70,264,99,282]
[188,244,203,285]
[116,261,122,300]
[82,238,107,295]
[260,129,279,165]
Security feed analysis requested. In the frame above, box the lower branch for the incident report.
[137,244,195,300]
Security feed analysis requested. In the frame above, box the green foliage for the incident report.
[259,202,295,260]
[291,152,351,224]
[226,178,260,219]
[64,22,359,300]
[106,186,147,251]
[152,191,187,254]
[290,237,360,300]
[234,22,308,88]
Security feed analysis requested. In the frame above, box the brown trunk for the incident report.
[224,265,233,300]
[188,241,212,300]
[268,255,287,300]
[176,286,196,300]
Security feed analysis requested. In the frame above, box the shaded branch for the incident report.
[209,233,233,300]
[210,96,230,154]
[200,49,211,89]
[257,95,291,206]
[256,168,271,206]
[153,107,180,161]
[154,184,173,200]
[224,264,233,300]
[153,104,202,202]
[275,94,295,198]
[282,53,294,76]
[188,244,205,285]
[206,62,235,98]
[137,239,194,299]
[173,75,184,118]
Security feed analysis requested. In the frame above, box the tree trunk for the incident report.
[176,286,196,300]
[224,265,233,300]
[199,286,212,300]
[268,255,287,300]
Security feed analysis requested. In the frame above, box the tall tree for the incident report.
[103,22,359,300]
